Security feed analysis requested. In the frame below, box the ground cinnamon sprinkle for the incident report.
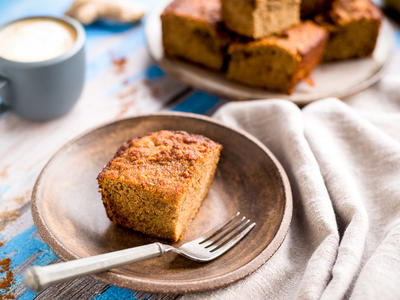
[12,190,32,206]
[0,209,21,231]
[112,56,127,73]
[0,165,9,179]
[117,84,137,100]
[0,241,15,299]
[12,197,24,206]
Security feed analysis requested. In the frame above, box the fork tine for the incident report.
[209,221,256,255]
[203,216,247,248]
[208,218,250,251]
[198,212,241,244]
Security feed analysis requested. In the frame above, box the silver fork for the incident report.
[24,212,255,292]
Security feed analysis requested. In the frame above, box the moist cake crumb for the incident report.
[97,130,222,242]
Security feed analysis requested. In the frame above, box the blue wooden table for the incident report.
[0,0,222,299]
[0,1,399,299]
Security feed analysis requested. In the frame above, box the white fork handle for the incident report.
[23,242,165,292]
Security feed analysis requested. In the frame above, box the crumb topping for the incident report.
[162,0,222,25]
[229,21,327,58]
[98,130,222,203]
[329,0,381,25]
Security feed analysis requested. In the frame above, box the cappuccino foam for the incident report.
[0,18,77,63]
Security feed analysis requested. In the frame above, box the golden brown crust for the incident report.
[162,0,222,25]
[227,21,327,93]
[161,0,233,70]
[289,25,327,92]
[314,0,381,61]
[329,0,382,25]
[97,130,222,205]
[228,21,327,58]
[222,0,300,38]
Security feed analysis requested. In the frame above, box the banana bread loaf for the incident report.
[97,130,222,242]
[316,0,381,61]
[222,0,301,38]
[227,21,328,94]
[161,0,231,70]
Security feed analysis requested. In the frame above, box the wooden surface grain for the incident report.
[0,0,221,299]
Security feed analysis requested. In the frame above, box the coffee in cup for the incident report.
[0,18,77,63]
[0,16,85,121]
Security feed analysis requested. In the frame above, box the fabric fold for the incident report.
[183,95,400,300]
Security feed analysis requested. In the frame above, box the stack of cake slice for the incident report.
[315,0,382,61]
[161,0,231,71]
[161,0,381,94]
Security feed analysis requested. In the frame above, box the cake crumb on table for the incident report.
[0,242,15,299]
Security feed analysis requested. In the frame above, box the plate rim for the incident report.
[145,0,396,105]
[31,111,293,293]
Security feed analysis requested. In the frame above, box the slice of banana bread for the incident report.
[97,130,222,242]
[316,0,382,61]
[161,0,231,70]
[221,0,301,38]
[227,21,328,94]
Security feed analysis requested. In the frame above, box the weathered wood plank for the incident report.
[0,2,220,299]
[34,272,109,300]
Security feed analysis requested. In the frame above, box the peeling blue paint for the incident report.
[171,91,220,114]
[0,185,9,199]
[93,286,139,300]
[0,226,58,299]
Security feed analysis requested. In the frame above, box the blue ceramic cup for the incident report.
[0,16,85,121]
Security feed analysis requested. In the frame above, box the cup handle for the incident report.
[0,77,9,107]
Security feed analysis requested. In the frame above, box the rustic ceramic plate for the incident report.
[32,112,292,293]
[146,0,395,105]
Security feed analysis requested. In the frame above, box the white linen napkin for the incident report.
[182,74,400,299]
